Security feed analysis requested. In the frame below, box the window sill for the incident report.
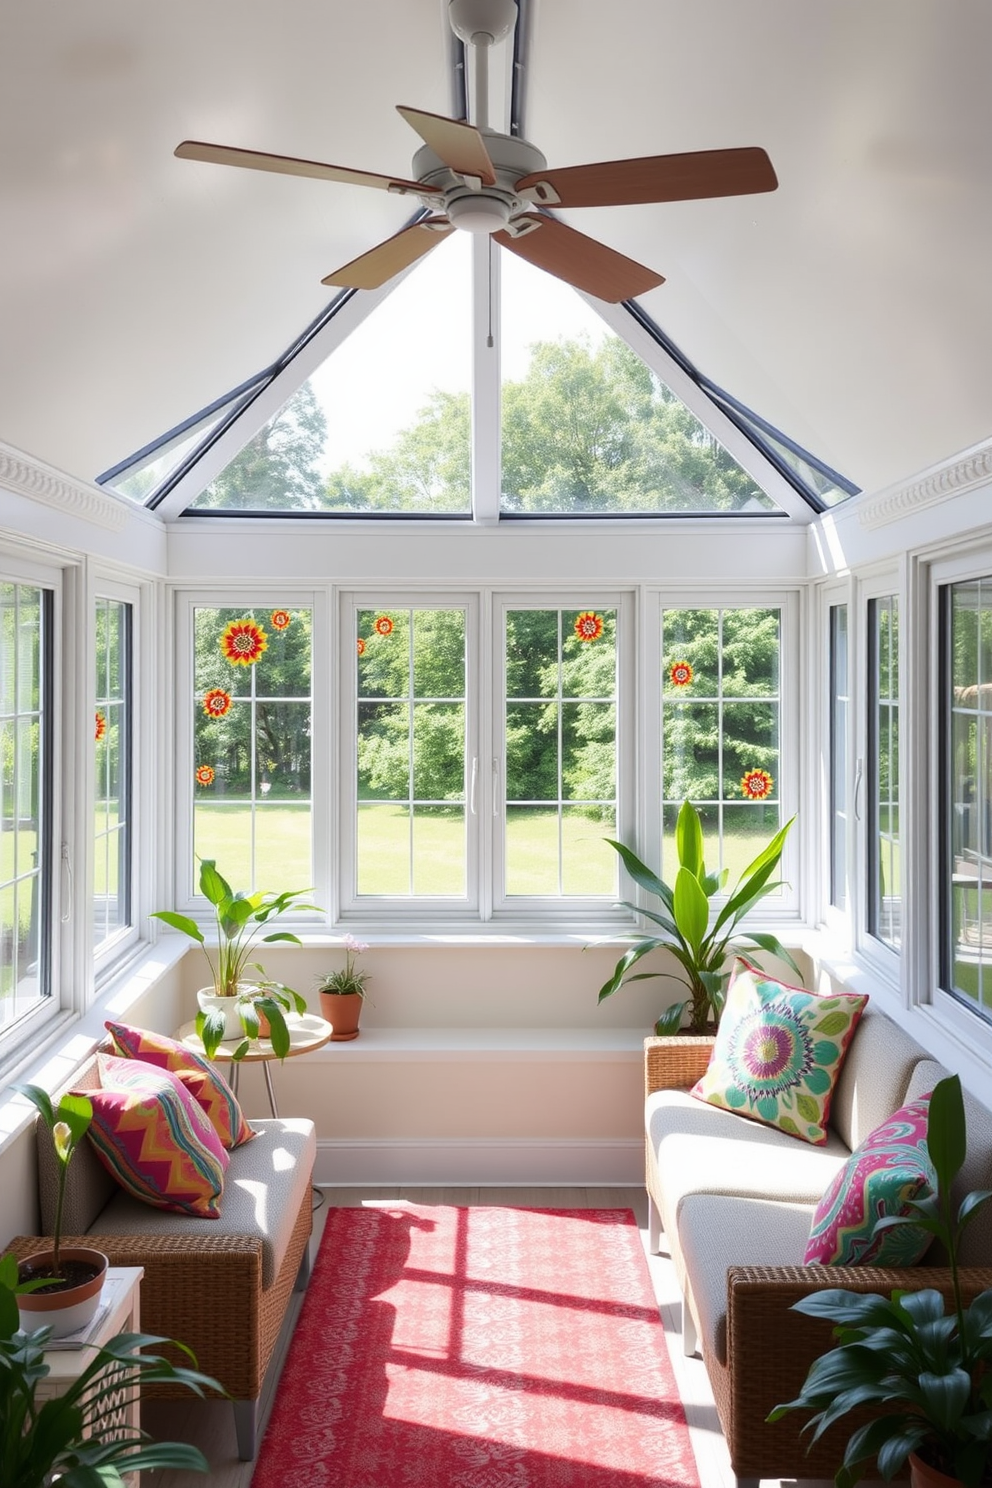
[307,1027,647,1061]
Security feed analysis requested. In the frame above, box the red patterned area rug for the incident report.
[253,1204,700,1488]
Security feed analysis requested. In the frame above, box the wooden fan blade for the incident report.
[495,215,664,302]
[397,106,496,185]
[175,140,438,197]
[321,220,453,289]
[515,147,777,208]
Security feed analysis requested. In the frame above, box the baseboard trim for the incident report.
[314,1136,643,1186]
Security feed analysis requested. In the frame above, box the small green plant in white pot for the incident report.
[152,857,320,1060]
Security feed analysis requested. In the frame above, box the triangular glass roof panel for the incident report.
[189,233,473,514]
[499,251,783,516]
[98,392,250,503]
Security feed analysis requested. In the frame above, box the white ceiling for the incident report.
[3,0,991,501]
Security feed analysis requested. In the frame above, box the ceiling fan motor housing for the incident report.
[413,130,548,234]
[447,0,517,46]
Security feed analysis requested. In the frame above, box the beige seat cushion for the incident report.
[87,1117,316,1288]
[677,1193,815,1365]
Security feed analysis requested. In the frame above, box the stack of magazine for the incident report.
[44,1273,125,1351]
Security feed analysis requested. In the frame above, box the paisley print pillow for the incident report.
[804,1093,935,1265]
[690,961,868,1145]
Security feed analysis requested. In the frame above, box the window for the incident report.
[93,597,132,954]
[356,606,468,897]
[829,603,849,911]
[661,605,782,882]
[868,594,900,951]
[1,580,53,1034]
[190,605,313,895]
[942,576,992,1024]
[502,606,619,898]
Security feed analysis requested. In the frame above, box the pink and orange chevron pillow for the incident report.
[105,1019,255,1149]
[82,1054,229,1218]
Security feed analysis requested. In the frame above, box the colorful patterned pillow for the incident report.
[804,1093,936,1265]
[690,961,868,1145]
[83,1054,229,1218]
[105,1019,255,1149]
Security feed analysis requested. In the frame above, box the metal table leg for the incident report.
[262,1060,279,1118]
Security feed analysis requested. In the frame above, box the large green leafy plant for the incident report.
[152,857,320,1059]
[0,1252,218,1487]
[598,799,798,1035]
[769,1074,992,1488]
[15,1085,92,1280]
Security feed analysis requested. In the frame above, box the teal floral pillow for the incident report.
[690,962,868,1145]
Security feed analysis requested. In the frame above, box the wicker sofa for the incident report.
[5,1050,316,1461]
[644,1006,992,1488]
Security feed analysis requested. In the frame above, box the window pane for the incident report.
[662,607,781,881]
[356,607,466,898]
[193,606,312,893]
[869,595,900,951]
[503,607,618,899]
[94,598,131,954]
[944,578,992,1023]
[191,236,472,514]
[500,252,781,515]
[0,582,50,1032]
[829,604,849,910]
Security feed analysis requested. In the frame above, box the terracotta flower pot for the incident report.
[17,1246,109,1338]
[319,990,363,1040]
[909,1452,966,1488]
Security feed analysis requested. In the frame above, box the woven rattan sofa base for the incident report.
[8,1186,311,1458]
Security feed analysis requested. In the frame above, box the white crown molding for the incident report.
[0,440,130,532]
[859,437,992,530]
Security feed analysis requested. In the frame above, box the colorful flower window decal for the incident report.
[741,768,774,800]
[669,660,693,688]
[195,765,215,787]
[270,609,291,631]
[357,637,366,656]
[203,688,232,719]
[94,710,107,742]
[220,617,268,666]
[574,611,604,643]
[374,615,394,637]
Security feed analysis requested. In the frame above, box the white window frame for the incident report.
[338,589,481,922]
[650,585,802,922]
[0,549,73,1065]
[816,577,855,942]
[854,566,904,986]
[171,588,327,920]
[91,575,143,978]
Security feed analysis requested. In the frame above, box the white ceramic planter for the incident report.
[196,987,244,1040]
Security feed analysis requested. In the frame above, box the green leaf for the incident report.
[194,1006,227,1060]
[603,840,674,911]
[655,1001,689,1035]
[673,866,710,956]
[676,800,704,880]
[927,1074,966,1197]
[14,1082,55,1130]
[261,931,303,946]
[736,931,803,981]
[197,858,231,907]
[149,910,204,944]
[56,1092,93,1146]
[737,814,795,887]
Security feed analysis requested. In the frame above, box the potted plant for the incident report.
[0,1251,220,1486]
[316,935,371,1041]
[597,798,799,1037]
[152,857,320,1060]
[769,1073,992,1488]
[13,1085,108,1340]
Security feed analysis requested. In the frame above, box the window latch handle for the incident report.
[60,843,72,923]
[492,758,500,817]
[469,757,478,815]
[854,757,864,823]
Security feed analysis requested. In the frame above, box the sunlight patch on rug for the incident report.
[254,1205,700,1488]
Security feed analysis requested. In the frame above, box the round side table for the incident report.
[177,1012,332,1117]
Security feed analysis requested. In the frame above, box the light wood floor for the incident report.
[141,1185,823,1488]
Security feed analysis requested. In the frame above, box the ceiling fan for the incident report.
[174,0,777,304]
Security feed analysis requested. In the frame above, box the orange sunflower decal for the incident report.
[741,768,773,800]
[195,765,215,787]
[669,660,693,688]
[271,609,291,631]
[220,617,267,666]
[357,637,366,656]
[94,710,106,742]
[374,615,394,636]
[203,688,232,718]
[574,611,604,643]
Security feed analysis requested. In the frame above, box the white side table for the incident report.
[35,1265,144,1484]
